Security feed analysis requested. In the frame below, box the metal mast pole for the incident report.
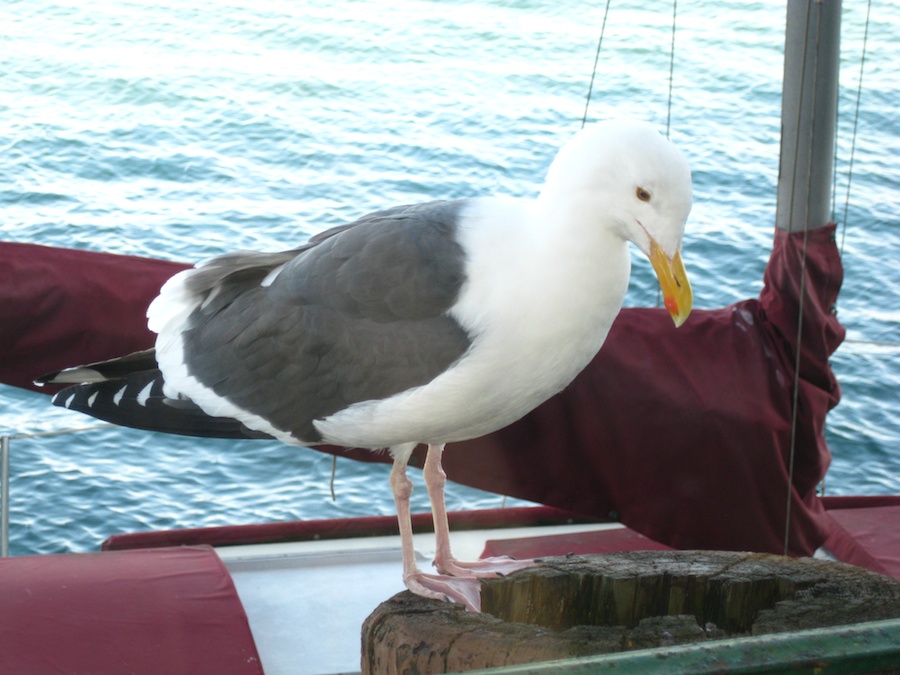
[776,0,842,232]
[1,436,9,557]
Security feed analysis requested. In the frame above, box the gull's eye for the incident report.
[636,187,652,202]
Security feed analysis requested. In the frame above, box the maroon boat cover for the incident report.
[0,225,844,556]
[0,546,263,674]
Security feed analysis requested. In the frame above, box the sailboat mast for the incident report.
[776,0,842,232]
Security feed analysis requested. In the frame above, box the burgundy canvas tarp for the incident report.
[0,225,844,556]
[0,242,185,389]
[0,546,263,674]
[439,224,845,556]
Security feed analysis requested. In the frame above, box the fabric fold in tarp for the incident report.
[0,225,845,557]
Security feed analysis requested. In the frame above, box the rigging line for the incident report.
[785,4,813,236]
[1,436,8,557]
[330,455,337,501]
[581,0,613,129]
[843,338,900,348]
[3,423,115,441]
[665,0,678,139]
[831,80,840,222]
[784,232,813,557]
[783,0,819,558]
[656,0,678,309]
[838,0,872,257]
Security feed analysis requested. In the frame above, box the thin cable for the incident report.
[330,455,337,501]
[784,234,812,556]
[6,423,115,440]
[581,0,613,129]
[831,95,839,221]
[839,0,872,256]
[654,0,679,309]
[1,436,9,557]
[783,0,820,557]
[843,338,900,348]
[665,0,678,139]
[784,2,814,235]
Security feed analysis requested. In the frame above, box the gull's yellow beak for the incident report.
[648,240,692,327]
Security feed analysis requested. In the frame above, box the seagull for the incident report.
[38,120,693,611]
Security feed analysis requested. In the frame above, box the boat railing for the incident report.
[0,424,113,557]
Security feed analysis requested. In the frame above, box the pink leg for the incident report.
[424,443,537,578]
[389,444,481,611]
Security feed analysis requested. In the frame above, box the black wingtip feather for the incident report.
[36,349,161,386]
[52,372,274,441]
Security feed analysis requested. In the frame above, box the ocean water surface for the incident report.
[1,0,898,555]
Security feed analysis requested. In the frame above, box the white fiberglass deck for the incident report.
[218,522,615,675]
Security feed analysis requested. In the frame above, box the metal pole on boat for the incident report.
[776,0,842,232]
[1,435,9,557]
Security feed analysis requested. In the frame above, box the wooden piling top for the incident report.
[361,551,900,674]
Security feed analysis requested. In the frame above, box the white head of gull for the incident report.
[39,119,693,612]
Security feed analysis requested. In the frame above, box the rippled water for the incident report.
[1,0,897,555]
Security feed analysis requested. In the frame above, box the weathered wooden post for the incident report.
[361,552,900,674]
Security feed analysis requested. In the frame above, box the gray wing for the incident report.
[179,200,473,442]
